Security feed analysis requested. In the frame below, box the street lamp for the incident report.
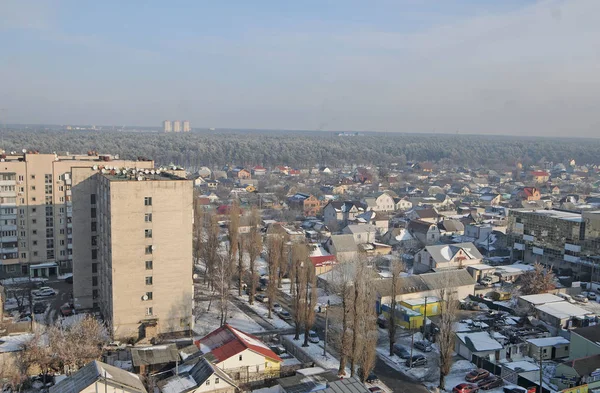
[323,300,330,359]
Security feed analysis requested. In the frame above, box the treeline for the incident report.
[1,129,599,169]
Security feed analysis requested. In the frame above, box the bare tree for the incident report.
[388,258,405,356]
[329,260,355,376]
[227,200,240,281]
[437,288,458,390]
[213,254,230,326]
[302,260,317,347]
[350,258,368,377]
[518,262,555,295]
[290,243,309,340]
[193,193,205,267]
[358,290,378,383]
[202,212,221,292]
[246,208,262,305]
[266,235,283,319]
[237,235,245,296]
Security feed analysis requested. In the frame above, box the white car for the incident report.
[272,303,283,313]
[574,294,589,303]
[308,330,320,344]
[34,287,56,297]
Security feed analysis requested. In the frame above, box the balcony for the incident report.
[66,189,72,196]
[67,222,73,228]
[564,254,580,263]
[523,234,534,242]
[0,247,18,254]
[0,213,17,220]
[68,254,73,260]
[67,243,73,249]
[65,178,72,186]
[0,180,16,186]
[565,243,581,253]
[2,225,17,231]
[0,191,16,198]
[513,242,525,250]
[0,236,17,242]
[532,247,544,255]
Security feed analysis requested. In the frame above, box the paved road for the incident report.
[36,278,73,324]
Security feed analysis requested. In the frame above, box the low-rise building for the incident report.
[407,219,441,246]
[413,242,483,274]
[50,360,147,393]
[157,356,238,393]
[526,336,570,360]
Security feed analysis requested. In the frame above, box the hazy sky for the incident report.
[1,0,600,136]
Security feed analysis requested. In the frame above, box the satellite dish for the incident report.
[101,169,106,174]
[92,165,98,170]
[137,176,143,181]
[151,245,156,250]
[142,294,149,301]
[193,273,199,280]
[150,170,155,175]
[144,170,150,174]
[22,149,27,153]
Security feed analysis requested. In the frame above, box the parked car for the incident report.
[574,294,589,303]
[269,344,286,355]
[365,372,378,383]
[255,294,268,303]
[478,376,503,390]
[587,292,597,300]
[33,303,47,314]
[414,340,433,352]
[557,293,575,303]
[465,369,490,382]
[368,387,383,393]
[405,355,427,368]
[60,303,74,317]
[393,344,411,359]
[64,275,73,284]
[453,383,479,393]
[272,303,283,313]
[503,386,535,393]
[277,310,292,321]
[308,330,320,344]
[33,287,56,297]
[376,315,388,328]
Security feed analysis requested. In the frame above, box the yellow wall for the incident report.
[400,301,441,317]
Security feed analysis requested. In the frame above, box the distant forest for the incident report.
[1,129,599,170]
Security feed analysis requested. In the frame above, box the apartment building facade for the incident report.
[0,152,152,278]
[72,169,193,340]
[507,209,600,278]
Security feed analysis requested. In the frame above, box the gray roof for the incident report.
[330,234,358,253]
[131,344,180,367]
[438,219,465,233]
[322,377,370,393]
[375,269,476,297]
[158,357,237,393]
[343,224,377,235]
[50,360,147,393]
[573,325,600,344]
[424,242,483,263]
[407,219,437,234]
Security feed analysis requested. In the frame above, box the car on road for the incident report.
[466,369,490,382]
[376,315,388,328]
[405,355,427,368]
[272,303,283,313]
[365,372,378,383]
[255,294,268,303]
[393,344,411,359]
[503,386,535,393]
[368,387,383,393]
[453,383,479,393]
[308,330,320,344]
[414,340,433,352]
[33,303,47,314]
[587,292,597,300]
[33,287,56,297]
[478,376,503,390]
[277,310,292,321]
[60,303,74,317]
[574,294,589,303]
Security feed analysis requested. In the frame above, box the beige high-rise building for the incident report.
[0,152,152,278]
[72,168,193,340]
[172,120,182,133]
[163,120,172,133]
[182,120,191,132]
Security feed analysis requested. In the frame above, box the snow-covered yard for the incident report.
[193,299,265,337]
[236,293,293,330]
[283,333,348,375]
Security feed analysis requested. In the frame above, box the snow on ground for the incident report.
[193,299,265,337]
[0,277,47,286]
[425,359,505,393]
[376,347,431,381]
[237,294,293,330]
[283,334,348,374]
[316,287,341,306]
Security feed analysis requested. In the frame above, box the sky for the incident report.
[1,0,600,137]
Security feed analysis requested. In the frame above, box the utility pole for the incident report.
[323,300,330,358]
[539,346,543,393]
[423,296,428,340]
[410,319,414,368]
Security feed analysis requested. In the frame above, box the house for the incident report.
[342,224,377,244]
[514,187,541,201]
[455,331,505,362]
[157,356,238,393]
[288,193,321,217]
[353,167,373,184]
[526,337,570,360]
[322,201,363,228]
[131,344,180,375]
[393,197,413,211]
[405,208,440,224]
[413,242,483,274]
[553,354,600,391]
[407,219,441,246]
[278,373,370,393]
[252,166,267,176]
[437,219,465,236]
[376,269,476,305]
[531,171,550,183]
[569,325,600,359]
[49,360,147,393]
[319,167,332,174]
[229,167,251,180]
[381,227,419,250]
[309,244,337,275]
[362,192,396,212]
[516,293,564,310]
[195,324,282,382]
[324,234,359,262]
[535,302,595,330]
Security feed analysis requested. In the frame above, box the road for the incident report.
[33,278,73,324]
[274,291,430,393]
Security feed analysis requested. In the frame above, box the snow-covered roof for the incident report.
[456,331,503,352]
[526,336,570,347]
[0,333,33,353]
[503,360,540,372]
[536,302,593,319]
[518,293,564,306]
[467,264,495,271]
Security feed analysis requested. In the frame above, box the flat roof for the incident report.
[517,209,586,223]
[467,264,495,271]
[526,336,570,347]
[536,301,593,319]
[102,171,186,182]
[519,293,564,305]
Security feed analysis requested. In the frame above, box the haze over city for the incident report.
[1,0,600,137]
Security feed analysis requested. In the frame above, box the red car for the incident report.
[60,303,74,317]
[453,383,479,393]
[466,368,490,382]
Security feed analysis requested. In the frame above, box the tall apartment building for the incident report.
[182,120,191,132]
[0,152,152,278]
[72,168,193,340]
[172,120,182,133]
[163,120,172,133]
[507,208,600,278]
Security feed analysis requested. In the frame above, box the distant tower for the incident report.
[163,120,172,133]
[173,120,182,133]
[183,120,191,132]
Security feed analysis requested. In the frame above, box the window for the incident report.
[19,208,24,215]
[33,240,38,246]
[60,250,65,256]
[144,197,152,206]
[145,276,153,285]
[91,249,97,259]
[20,252,26,258]
[90,194,96,204]
[92,289,99,299]
[46,239,54,248]
[239,355,243,361]
[145,229,152,238]
[32,219,37,224]
[32,230,37,235]
[59,207,64,213]
[18,175,23,181]
[60,239,65,246]
[32,208,37,213]
[215,378,219,384]
[20,231,25,237]
[33,251,38,257]
[91,222,97,232]
[145,292,153,300]
[91,236,97,246]
[92,263,98,273]
[44,174,52,183]
[45,185,52,194]
[145,245,153,254]
[46,249,54,259]
[59,229,65,235]
[145,260,153,270]
[206,380,210,386]
[146,307,153,316]
[91,208,96,218]
[92,276,98,286]
[144,213,152,222]
[30,186,36,191]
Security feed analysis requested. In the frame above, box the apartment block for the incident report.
[507,209,600,278]
[172,120,182,133]
[163,120,172,133]
[182,120,191,132]
[72,169,193,340]
[0,152,152,278]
